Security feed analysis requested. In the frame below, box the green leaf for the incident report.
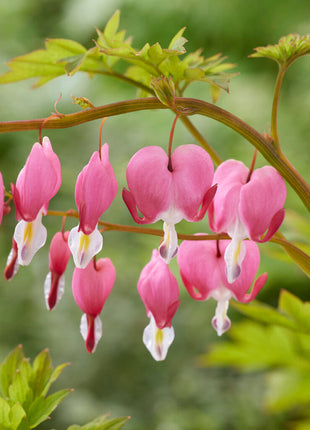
[250,33,310,68]
[27,389,72,428]
[0,397,11,428]
[168,27,187,52]
[104,10,120,40]
[9,403,27,430]
[41,362,70,397]
[67,415,130,430]
[231,300,298,331]
[0,345,25,398]
[272,234,310,277]
[265,369,310,412]
[279,290,310,332]
[0,38,87,86]
[30,349,53,398]
[8,370,31,406]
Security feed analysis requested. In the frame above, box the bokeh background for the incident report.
[0,1,309,429]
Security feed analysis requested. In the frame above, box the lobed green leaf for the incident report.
[67,415,130,430]
[0,346,25,398]
[250,33,310,68]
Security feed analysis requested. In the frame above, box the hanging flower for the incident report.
[72,257,115,353]
[123,144,216,263]
[208,160,286,282]
[68,145,117,269]
[44,231,71,310]
[10,137,61,266]
[137,249,180,361]
[177,238,267,336]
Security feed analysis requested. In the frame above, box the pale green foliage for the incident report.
[0,10,236,99]
[0,345,71,429]
[0,347,129,430]
[200,290,310,422]
[67,415,130,430]
[250,34,310,69]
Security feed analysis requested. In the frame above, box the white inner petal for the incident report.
[225,217,248,283]
[14,211,47,266]
[68,225,103,269]
[158,221,178,264]
[211,300,231,336]
[142,314,175,361]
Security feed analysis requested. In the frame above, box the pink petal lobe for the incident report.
[177,239,224,300]
[240,166,286,240]
[171,145,214,220]
[238,272,268,303]
[122,188,154,224]
[125,146,172,223]
[72,258,115,316]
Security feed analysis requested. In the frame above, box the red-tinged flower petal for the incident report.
[240,166,286,240]
[122,188,154,224]
[171,144,214,221]
[75,147,117,235]
[12,139,61,221]
[138,249,180,329]
[72,258,115,316]
[4,238,19,280]
[125,146,172,223]
[80,313,102,353]
[237,273,268,303]
[49,231,71,274]
[44,272,65,310]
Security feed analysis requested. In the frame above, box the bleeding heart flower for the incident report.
[68,145,118,269]
[137,249,180,361]
[208,160,286,282]
[177,238,267,336]
[10,137,61,266]
[123,144,216,263]
[44,231,71,310]
[72,257,115,353]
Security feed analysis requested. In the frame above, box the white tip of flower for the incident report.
[158,222,178,264]
[143,314,175,361]
[68,226,103,269]
[14,212,47,266]
[212,300,231,336]
[80,313,102,353]
[44,272,65,310]
[224,237,246,283]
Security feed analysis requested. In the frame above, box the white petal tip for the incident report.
[142,315,175,361]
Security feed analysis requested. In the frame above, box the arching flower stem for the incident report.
[167,115,179,171]
[1,97,309,211]
[98,117,107,159]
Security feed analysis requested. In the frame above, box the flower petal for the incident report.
[14,211,47,265]
[80,313,102,353]
[143,314,175,361]
[68,225,103,269]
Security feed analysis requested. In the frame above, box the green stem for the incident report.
[1,97,309,211]
[47,210,228,240]
[271,65,286,150]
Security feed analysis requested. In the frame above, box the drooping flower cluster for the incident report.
[0,126,286,361]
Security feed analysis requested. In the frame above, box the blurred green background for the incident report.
[0,0,309,429]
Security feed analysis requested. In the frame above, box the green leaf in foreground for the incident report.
[67,415,130,430]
